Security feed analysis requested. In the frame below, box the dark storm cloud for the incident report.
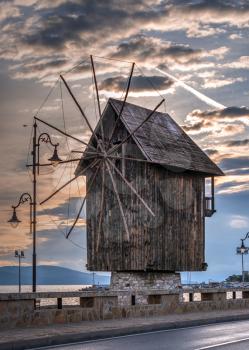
[189,106,249,121]
[112,35,204,66]
[38,196,82,220]
[204,149,219,156]
[183,107,249,135]
[27,58,68,72]
[99,75,174,93]
[219,156,249,170]
[226,139,249,147]
[226,168,249,175]
[183,121,206,132]
[22,1,166,49]
[216,180,243,191]
[1,0,237,82]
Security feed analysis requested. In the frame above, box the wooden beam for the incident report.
[108,98,165,155]
[60,75,94,134]
[108,155,154,164]
[60,74,104,153]
[211,176,215,211]
[105,160,130,241]
[34,116,96,151]
[96,161,106,251]
[71,150,99,155]
[107,62,135,148]
[107,158,155,216]
[66,162,101,238]
[90,55,104,139]
[39,159,100,205]
[40,175,79,205]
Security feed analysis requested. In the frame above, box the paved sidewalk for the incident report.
[1,309,249,350]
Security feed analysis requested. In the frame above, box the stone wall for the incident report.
[0,294,119,329]
[110,272,181,291]
[1,287,249,329]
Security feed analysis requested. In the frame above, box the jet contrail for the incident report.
[155,67,226,110]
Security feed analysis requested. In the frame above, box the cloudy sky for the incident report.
[0,0,249,282]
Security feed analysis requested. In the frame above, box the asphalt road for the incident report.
[35,320,249,350]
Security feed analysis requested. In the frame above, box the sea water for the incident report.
[0,285,92,306]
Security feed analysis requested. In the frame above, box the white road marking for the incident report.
[195,337,249,349]
[30,323,218,349]
[30,320,249,349]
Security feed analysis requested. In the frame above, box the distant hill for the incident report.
[0,265,110,285]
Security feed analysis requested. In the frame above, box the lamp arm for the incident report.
[241,232,249,243]
[37,132,59,174]
[38,133,59,148]
[12,193,32,209]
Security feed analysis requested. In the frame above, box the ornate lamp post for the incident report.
[236,232,249,282]
[8,122,62,292]
[14,250,25,293]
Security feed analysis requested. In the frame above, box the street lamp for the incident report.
[8,193,32,231]
[8,124,63,293]
[14,250,25,293]
[37,132,62,172]
[236,232,249,282]
[8,193,33,287]
[8,208,21,228]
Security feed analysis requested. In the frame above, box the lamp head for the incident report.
[240,240,247,254]
[48,145,62,167]
[21,251,25,258]
[8,208,21,228]
[15,250,19,257]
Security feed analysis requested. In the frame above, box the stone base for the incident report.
[110,272,181,292]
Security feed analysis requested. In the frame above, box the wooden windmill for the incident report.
[39,56,223,275]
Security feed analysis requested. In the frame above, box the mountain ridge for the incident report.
[0,265,110,285]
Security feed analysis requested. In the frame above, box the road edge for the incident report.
[2,313,249,350]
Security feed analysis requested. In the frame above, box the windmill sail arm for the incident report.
[66,161,101,238]
[107,158,155,216]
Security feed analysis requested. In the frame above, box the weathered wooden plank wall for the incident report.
[86,160,205,272]
[86,105,205,272]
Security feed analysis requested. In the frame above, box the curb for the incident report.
[1,313,249,350]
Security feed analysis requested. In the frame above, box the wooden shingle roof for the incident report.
[76,98,223,177]
[109,98,223,176]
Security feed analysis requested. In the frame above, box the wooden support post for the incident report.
[211,176,215,212]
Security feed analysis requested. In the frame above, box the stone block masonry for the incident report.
[2,287,249,329]
[110,272,181,291]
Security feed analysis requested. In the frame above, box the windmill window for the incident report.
[205,177,216,217]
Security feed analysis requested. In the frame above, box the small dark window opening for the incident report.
[201,293,213,301]
[80,297,94,308]
[243,291,249,299]
[131,295,136,305]
[205,177,216,217]
[148,295,161,305]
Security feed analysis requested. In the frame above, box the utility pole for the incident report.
[32,121,37,292]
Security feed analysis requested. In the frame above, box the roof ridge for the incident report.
[108,97,168,117]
